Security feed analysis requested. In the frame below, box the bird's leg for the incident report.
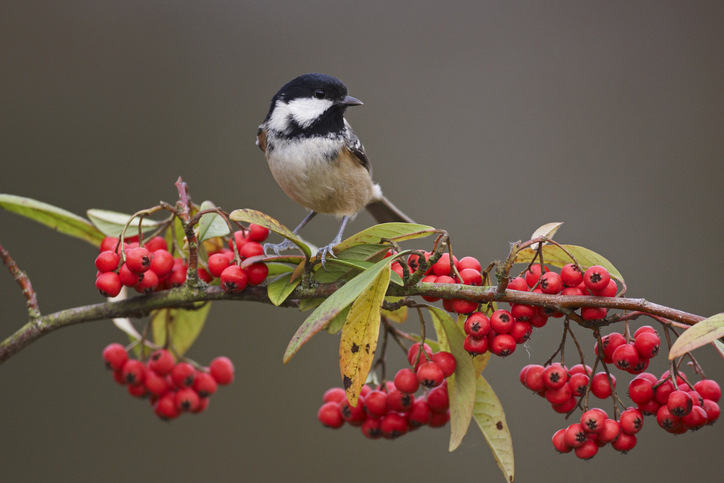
[263,211,318,256]
[318,216,350,270]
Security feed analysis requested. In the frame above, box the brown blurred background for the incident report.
[1,1,723,481]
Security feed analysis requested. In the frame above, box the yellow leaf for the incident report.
[151,303,211,357]
[339,264,391,407]
[474,375,514,483]
[669,313,724,360]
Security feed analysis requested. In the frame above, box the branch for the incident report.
[1,242,41,319]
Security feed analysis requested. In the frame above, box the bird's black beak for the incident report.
[337,95,363,107]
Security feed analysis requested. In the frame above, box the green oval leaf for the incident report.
[267,272,302,306]
[229,209,311,258]
[669,313,724,360]
[474,374,514,483]
[151,303,211,357]
[198,201,230,242]
[87,209,161,238]
[0,194,104,246]
[334,222,436,255]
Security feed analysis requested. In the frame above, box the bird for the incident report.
[256,73,413,267]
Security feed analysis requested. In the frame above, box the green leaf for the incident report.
[265,263,296,277]
[515,244,624,282]
[713,339,724,358]
[0,194,105,246]
[326,306,351,334]
[334,222,436,254]
[151,303,211,357]
[428,306,477,451]
[283,256,396,364]
[473,374,514,483]
[339,263,390,407]
[229,209,311,258]
[267,272,302,306]
[197,201,230,242]
[165,215,188,258]
[669,313,724,360]
[86,209,161,238]
[337,244,391,262]
[299,298,324,311]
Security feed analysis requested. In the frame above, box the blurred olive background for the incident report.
[1,1,723,481]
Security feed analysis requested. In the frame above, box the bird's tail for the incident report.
[365,184,415,224]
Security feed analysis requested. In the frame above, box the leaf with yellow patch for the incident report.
[474,374,514,483]
[229,209,311,258]
[151,303,211,357]
[339,264,391,407]
[428,306,476,451]
[669,313,724,360]
[334,223,436,254]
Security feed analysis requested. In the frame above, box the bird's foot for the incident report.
[317,240,341,271]
[263,238,298,257]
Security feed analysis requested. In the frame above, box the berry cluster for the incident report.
[552,407,641,459]
[520,363,616,413]
[462,309,530,358]
[317,344,457,439]
[94,223,272,298]
[102,343,234,420]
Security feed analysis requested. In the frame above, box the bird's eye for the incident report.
[314,89,325,99]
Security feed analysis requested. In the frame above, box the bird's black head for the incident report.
[264,73,362,138]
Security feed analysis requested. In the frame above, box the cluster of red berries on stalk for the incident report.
[463,309,529,358]
[317,344,457,439]
[94,223,272,298]
[552,406,642,459]
[102,343,234,420]
[596,326,661,374]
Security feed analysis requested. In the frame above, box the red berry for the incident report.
[95,251,120,273]
[431,351,457,378]
[339,397,366,425]
[633,325,657,338]
[569,373,589,397]
[100,236,120,254]
[209,356,235,385]
[119,263,143,287]
[148,349,174,375]
[230,230,250,254]
[601,333,627,359]
[154,392,181,420]
[167,265,187,287]
[545,384,572,405]
[561,264,583,287]
[682,405,708,430]
[121,359,146,386]
[490,309,514,334]
[240,241,264,259]
[323,387,346,404]
[583,265,610,292]
[193,372,218,398]
[668,390,693,417]
[552,429,573,453]
[127,382,148,398]
[507,276,529,291]
[171,362,196,388]
[144,368,171,396]
[464,334,489,355]
[655,379,676,405]
[134,269,159,294]
[102,343,129,371]
[524,264,547,287]
[569,364,592,376]
[207,253,231,278]
[552,396,578,414]
[451,298,478,314]
[702,400,720,425]
[539,271,563,294]
[619,407,644,435]
[509,321,532,344]
[417,361,445,388]
[420,274,440,302]
[574,439,599,460]
[563,423,587,448]
[247,223,270,242]
[387,387,414,413]
[628,377,654,405]
[490,334,516,357]
[125,247,152,274]
[581,306,607,321]
[510,304,535,322]
[432,253,458,277]
[598,419,621,444]
[150,249,174,278]
[174,387,200,412]
[634,332,660,359]
[245,263,269,286]
[407,342,433,370]
[611,432,637,453]
[144,236,168,253]
[464,312,491,338]
[96,272,122,297]
[592,279,617,297]
[380,412,408,439]
[220,265,248,293]
[591,372,615,399]
[360,418,382,438]
[529,314,548,328]
[656,405,682,431]
[580,409,606,434]
[364,390,388,418]
[407,399,432,427]
[542,364,569,390]
[458,268,483,286]
[638,398,661,416]
[457,256,481,272]
[612,343,639,371]
[524,365,546,392]
[394,368,420,394]
[694,379,721,402]
[426,384,450,412]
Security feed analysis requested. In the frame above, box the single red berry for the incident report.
[364,390,388,418]
[600,333,626,359]
[100,236,120,254]
[96,272,122,297]
[569,373,590,397]
[121,359,146,386]
[654,379,676,405]
[539,271,563,294]
[611,432,637,453]
[148,349,174,375]
[628,377,654,405]
[175,387,200,412]
[545,384,573,405]
[229,230,250,255]
[407,399,432,427]
[198,267,213,283]
[102,343,129,371]
[542,364,569,390]
[125,247,152,274]
[150,249,174,278]
[689,390,704,407]
[119,263,143,287]
[192,397,210,414]
[619,407,644,435]
[167,265,187,287]
[407,342,433,370]
[247,223,270,242]
[702,400,720,425]
[417,361,445,388]
[507,276,529,291]
[143,367,171,396]
[144,236,168,253]
[457,256,481,272]
[207,253,231,278]
[598,419,621,444]
[431,351,457,378]
[394,368,420,394]
[387,387,414,413]
[360,417,382,438]
[524,264,548,287]
[95,251,120,273]
[592,279,617,297]
[580,409,606,434]
[490,309,514,334]
[431,253,458,277]
[220,265,248,293]
[561,263,583,287]
[552,428,573,453]
[638,398,661,416]
[583,265,610,292]
[569,364,592,376]
[339,397,367,425]
[193,372,218,398]
[552,396,578,414]
[451,298,478,314]
[524,365,546,392]
[633,325,658,338]
[426,384,450,412]
[490,334,516,357]
[209,356,234,385]
[634,332,660,359]
[529,314,548,328]
[171,362,196,388]
[591,372,615,399]
[240,241,264,259]
[509,321,532,344]
[682,405,708,430]
[656,405,682,431]
[574,439,599,460]
[458,268,483,286]
[612,343,640,371]
[323,387,346,404]
[245,263,269,286]
[668,390,693,417]
[112,369,126,385]
[127,382,147,398]
[510,304,535,322]
[429,409,450,427]
[134,269,159,294]
[154,392,180,420]
[694,379,721,402]
[464,312,491,338]
[563,423,587,448]
[380,412,408,439]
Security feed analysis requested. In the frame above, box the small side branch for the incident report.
[1,242,41,320]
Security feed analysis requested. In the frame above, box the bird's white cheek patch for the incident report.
[268,98,333,132]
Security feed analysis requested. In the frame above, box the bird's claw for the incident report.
[263,239,298,257]
[317,243,339,271]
